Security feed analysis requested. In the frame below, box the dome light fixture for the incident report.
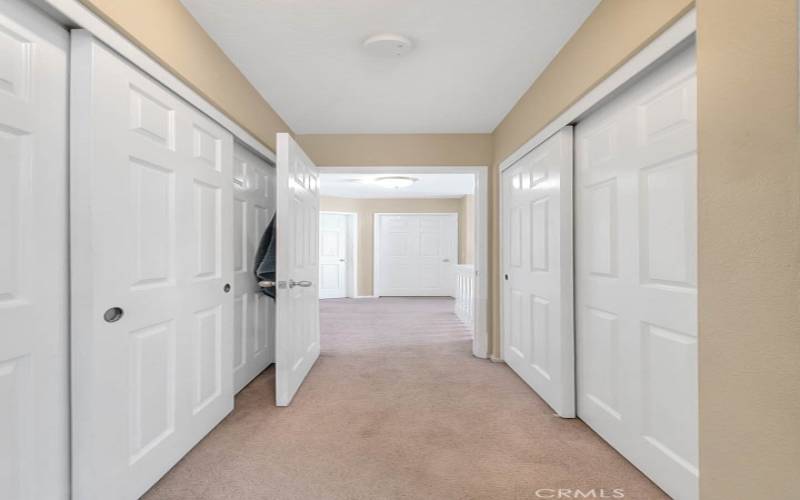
[362,33,414,57]
[369,176,418,189]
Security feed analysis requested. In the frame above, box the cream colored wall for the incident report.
[78,0,292,150]
[697,1,799,497]
[320,197,467,296]
[459,194,475,265]
[297,134,493,166]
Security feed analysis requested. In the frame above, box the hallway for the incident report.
[144,298,666,499]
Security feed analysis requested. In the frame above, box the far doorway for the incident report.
[317,167,489,359]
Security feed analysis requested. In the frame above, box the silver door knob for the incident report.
[339,259,345,262]
[258,280,276,288]
[442,258,451,263]
[289,280,312,288]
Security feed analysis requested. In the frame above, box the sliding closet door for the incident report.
[0,1,69,497]
[501,127,575,418]
[71,32,234,500]
[575,43,697,500]
[233,142,275,393]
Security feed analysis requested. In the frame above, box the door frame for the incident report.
[373,212,459,298]
[319,211,358,298]
[497,8,697,364]
[321,165,490,359]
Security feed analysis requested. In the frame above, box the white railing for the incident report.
[454,265,475,327]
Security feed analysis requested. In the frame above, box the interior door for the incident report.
[70,32,234,499]
[575,43,697,500]
[233,142,276,393]
[376,213,458,296]
[319,213,348,299]
[275,133,320,406]
[501,127,575,418]
[0,1,69,497]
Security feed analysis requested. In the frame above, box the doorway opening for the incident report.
[317,166,489,359]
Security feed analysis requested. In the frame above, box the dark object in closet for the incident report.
[254,215,276,299]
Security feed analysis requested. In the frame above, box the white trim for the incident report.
[497,8,696,173]
[320,165,490,358]
[495,8,696,362]
[39,0,276,163]
[319,211,358,298]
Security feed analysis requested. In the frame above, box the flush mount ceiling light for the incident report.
[368,176,419,189]
[362,33,414,57]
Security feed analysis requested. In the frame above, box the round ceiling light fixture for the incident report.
[370,176,418,189]
[362,33,414,57]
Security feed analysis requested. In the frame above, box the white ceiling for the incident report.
[320,173,474,199]
[180,0,599,134]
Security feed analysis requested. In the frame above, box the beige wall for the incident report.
[320,197,468,296]
[298,134,493,166]
[697,1,799,497]
[78,0,292,150]
[459,194,475,265]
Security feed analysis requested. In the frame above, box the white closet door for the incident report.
[0,0,69,497]
[233,143,275,393]
[575,43,697,500]
[376,213,458,296]
[275,133,320,406]
[319,213,348,299]
[70,32,234,500]
[501,127,575,418]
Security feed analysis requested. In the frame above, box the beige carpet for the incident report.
[144,297,667,499]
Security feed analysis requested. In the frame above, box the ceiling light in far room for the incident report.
[362,33,414,57]
[370,176,418,189]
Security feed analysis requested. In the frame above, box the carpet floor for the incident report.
[144,297,667,500]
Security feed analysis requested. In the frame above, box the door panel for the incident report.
[319,213,348,299]
[275,133,320,406]
[70,33,234,500]
[501,127,574,418]
[575,43,697,500]
[0,1,69,497]
[376,214,458,296]
[232,143,275,393]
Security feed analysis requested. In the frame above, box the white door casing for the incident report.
[501,127,575,418]
[375,213,458,297]
[70,32,234,499]
[319,213,348,299]
[275,133,320,406]
[0,0,69,497]
[575,43,697,500]
[233,142,275,393]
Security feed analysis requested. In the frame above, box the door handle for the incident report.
[289,280,312,288]
[442,258,451,263]
[339,259,345,262]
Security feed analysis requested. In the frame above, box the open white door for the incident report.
[71,33,234,499]
[501,127,575,418]
[275,133,320,406]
